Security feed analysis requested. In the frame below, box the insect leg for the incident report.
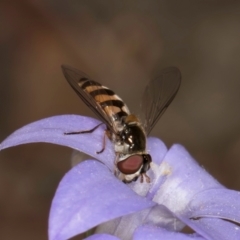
[140,173,150,183]
[114,153,120,176]
[64,123,104,135]
[96,130,109,154]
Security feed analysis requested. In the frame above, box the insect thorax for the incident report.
[113,115,146,156]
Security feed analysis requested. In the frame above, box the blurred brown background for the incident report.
[1,0,240,239]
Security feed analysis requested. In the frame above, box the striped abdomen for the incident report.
[79,77,130,122]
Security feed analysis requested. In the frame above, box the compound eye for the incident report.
[117,155,143,174]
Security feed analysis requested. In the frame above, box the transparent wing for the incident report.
[142,67,181,135]
[61,65,117,132]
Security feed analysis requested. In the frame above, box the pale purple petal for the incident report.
[188,189,240,223]
[181,217,240,240]
[147,137,167,165]
[84,233,120,240]
[95,204,184,240]
[49,160,155,240]
[133,225,205,240]
[150,144,240,239]
[152,144,223,213]
[0,115,115,170]
[176,188,240,239]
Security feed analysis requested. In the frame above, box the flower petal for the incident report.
[133,225,205,240]
[178,188,240,239]
[181,217,240,240]
[188,189,240,224]
[95,191,185,240]
[49,160,155,240]
[95,204,182,240]
[84,233,120,240]
[0,115,115,170]
[147,137,167,165]
[153,144,223,213]
[151,144,240,239]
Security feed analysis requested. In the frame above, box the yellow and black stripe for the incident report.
[78,77,130,122]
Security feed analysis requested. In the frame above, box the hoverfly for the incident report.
[61,65,181,183]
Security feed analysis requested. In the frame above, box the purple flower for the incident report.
[1,115,240,240]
